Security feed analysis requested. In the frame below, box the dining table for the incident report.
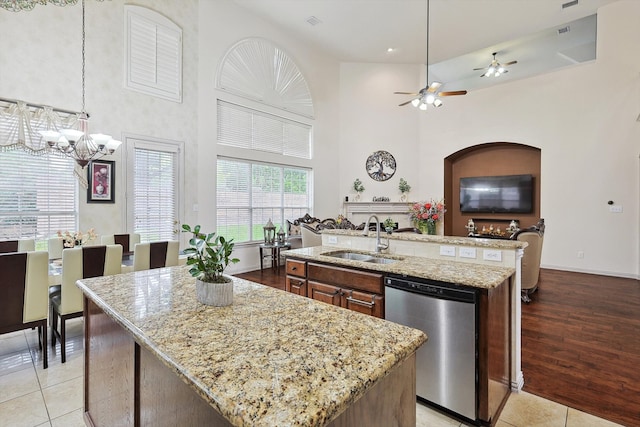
[48,252,135,286]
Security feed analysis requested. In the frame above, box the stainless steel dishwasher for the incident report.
[385,275,479,423]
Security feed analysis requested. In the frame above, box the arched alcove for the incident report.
[444,142,541,236]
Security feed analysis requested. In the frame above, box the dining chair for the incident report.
[50,244,122,363]
[47,237,64,260]
[101,233,141,254]
[133,241,180,271]
[0,251,49,368]
[0,238,36,253]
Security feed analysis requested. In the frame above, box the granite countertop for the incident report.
[322,229,527,250]
[285,246,515,289]
[77,266,426,427]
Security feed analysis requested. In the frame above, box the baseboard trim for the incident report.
[511,371,524,391]
[541,265,639,280]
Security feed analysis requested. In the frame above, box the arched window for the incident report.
[216,38,314,243]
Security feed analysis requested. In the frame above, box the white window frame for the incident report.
[124,134,184,243]
[216,156,313,244]
[124,5,183,102]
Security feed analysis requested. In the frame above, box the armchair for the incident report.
[512,219,545,303]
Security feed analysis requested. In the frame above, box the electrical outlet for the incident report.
[483,249,502,262]
[439,246,456,257]
[609,205,623,213]
[578,251,584,259]
[459,247,477,259]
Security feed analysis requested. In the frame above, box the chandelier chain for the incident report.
[81,0,86,112]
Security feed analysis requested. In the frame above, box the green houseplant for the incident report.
[398,178,411,202]
[384,217,395,234]
[182,224,240,306]
[353,178,365,201]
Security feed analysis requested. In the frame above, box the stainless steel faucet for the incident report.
[363,215,389,253]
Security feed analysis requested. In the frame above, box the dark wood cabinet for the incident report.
[285,259,307,296]
[286,259,385,318]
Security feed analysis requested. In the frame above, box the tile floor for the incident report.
[0,320,624,427]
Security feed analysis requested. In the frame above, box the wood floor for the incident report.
[235,266,640,427]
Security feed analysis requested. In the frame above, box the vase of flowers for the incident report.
[57,229,97,248]
[353,178,365,202]
[398,178,411,202]
[408,200,446,235]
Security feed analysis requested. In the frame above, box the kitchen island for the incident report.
[284,242,516,425]
[77,265,426,427]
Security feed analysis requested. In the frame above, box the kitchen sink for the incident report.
[322,251,402,264]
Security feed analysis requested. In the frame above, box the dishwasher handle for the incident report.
[385,276,477,304]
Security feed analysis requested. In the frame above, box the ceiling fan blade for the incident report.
[398,99,416,106]
[439,90,468,96]
[427,81,442,93]
[394,91,419,95]
[473,67,486,71]
[503,60,517,66]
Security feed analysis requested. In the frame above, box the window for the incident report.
[125,5,182,102]
[217,101,311,159]
[126,137,182,243]
[217,158,311,243]
[0,150,76,247]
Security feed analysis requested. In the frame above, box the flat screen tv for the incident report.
[460,174,533,213]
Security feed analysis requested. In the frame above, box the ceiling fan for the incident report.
[394,0,467,110]
[474,52,517,77]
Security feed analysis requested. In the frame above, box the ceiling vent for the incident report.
[306,16,322,26]
[562,0,579,9]
[557,25,571,35]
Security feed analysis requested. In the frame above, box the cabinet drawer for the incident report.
[344,289,384,319]
[307,262,384,294]
[286,276,307,297]
[286,259,306,277]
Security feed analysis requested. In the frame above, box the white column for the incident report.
[512,248,525,390]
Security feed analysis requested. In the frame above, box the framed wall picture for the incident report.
[87,160,115,203]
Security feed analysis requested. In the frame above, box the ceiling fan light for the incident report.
[497,66,505,74]
[419,102,428,111]
[411,98,420,107]
[425,94,435,104]
[433,99,443,107]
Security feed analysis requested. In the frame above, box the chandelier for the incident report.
[37,0,121,168]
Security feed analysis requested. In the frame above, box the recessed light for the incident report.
[387,48,396,53]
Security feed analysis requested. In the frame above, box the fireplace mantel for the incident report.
[344,201,413,227]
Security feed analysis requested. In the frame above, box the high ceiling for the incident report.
[232,0,622,91]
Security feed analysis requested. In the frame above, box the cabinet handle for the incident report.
[291,266,297,271]
[346,295,376,308]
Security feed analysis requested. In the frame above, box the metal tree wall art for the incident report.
[366,150,396,182]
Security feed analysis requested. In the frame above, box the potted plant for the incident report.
[182,224,240,306]
[383,217,395,234]
[353,178,365,201]
[398,178,411,202]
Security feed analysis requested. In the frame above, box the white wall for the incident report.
[338,0,640,278]
[3,0,638,277]
[0,0,200,240]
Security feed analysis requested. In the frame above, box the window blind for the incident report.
[217,158,310,243]
[134,147,177,242]
[217,101,312,159]
[125,5,183,102]
[0,150,76,245]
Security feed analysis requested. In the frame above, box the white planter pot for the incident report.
[195,276,233,306]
